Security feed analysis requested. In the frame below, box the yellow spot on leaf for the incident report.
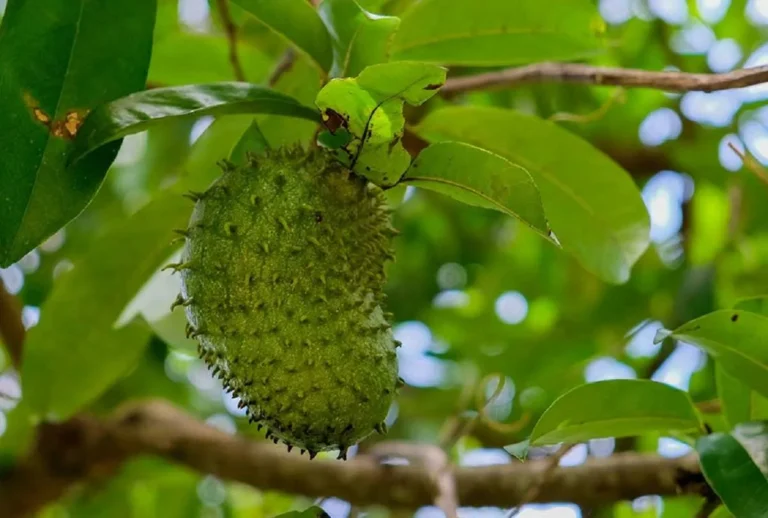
[33,108,51,125]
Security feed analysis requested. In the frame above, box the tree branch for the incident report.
[0,279,24,368]
[0,400,708,517]
[215,0,246,82]
[442,63,768,95]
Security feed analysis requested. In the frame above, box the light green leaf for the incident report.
[21,117,248,420]
[319,0,400,77]
[148,33,274,85]
[689,183,730,266]
[657,310,768,399]
[22,215,168,420]
[315,61,446,186]
[259,55,324,148]
[230,119,270,163]
[0,400,36,467]
[736,296,768,316]
[530,380,702,445]
[698,423,768,518]
[717,365,768,429]
[232,0,334,73]
[391,0,604,65]
[414,106,650,284]
[402,142,549,236]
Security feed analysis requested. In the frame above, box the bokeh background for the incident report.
[2,0,768,516]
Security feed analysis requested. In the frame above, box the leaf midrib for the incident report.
[533,416,701,445]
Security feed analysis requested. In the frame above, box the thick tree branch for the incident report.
[0,400,708,517]
[442,63,768,95]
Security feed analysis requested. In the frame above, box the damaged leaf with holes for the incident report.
[171,149,403,458]
[315,61,446,187]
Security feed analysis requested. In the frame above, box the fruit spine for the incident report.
[170,148,402,459]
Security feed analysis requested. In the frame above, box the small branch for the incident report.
[370,441,458,518]
[728,141,768,186]
[0,400,709,517]
[215,0,246,82]
[442,63,768,95]
[268,49,296,86]
[506,443,575,518]
[0,279,25,368]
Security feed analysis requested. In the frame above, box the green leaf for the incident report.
[20,115,247,420]
[258,55,325,148]
[414,106,650,284]
[21,205,172,419]
[657,310,768,399]
[503,439,530,461]
[0,0,156,266]
[319,0,400,77]
[736,296,768,316]
[230,119,270,163]
[148,33,274,85]
[530,380,702,445]
[698,423,768,518]
[70,83,321,165]
[0,400,35,468]
[391,0,604,65]
[717,365,768,429]
[232,0,334,73]
[315,61,446,186]
[402,142,549,236]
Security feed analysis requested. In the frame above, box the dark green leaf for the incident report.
[402,142,549,236]
[0,0,156,266]
[698,424,768,518]
[275,507,330,518]
[657,310,768,399]
[391,0,604,65]
[530,380,702,445]
[70,83,321,165]
[319,0,400,77]
[415,106,650,284]
[230,119,270,163]
[232,0,334,72]
[315,61,446,186]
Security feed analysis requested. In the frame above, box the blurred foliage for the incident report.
[3,0,768,517]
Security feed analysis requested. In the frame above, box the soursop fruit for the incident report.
[172,148,402,459]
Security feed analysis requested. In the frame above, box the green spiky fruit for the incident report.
[175,148,401,459]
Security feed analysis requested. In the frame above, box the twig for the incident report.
[369,441,458,518]
[0,400,709,517]
[215,0,246,82]
[442,63,768,95]
[548,88,626,123]
[268,49,296,86]
[505,443,576,518]
[728,141,768,186]
[0,279,24,368]
[695,497,721,518]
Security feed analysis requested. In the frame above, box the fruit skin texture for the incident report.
[176,148,400,458]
